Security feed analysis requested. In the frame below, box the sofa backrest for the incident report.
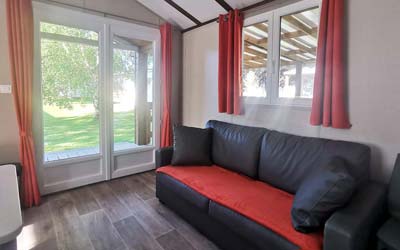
[258,130,371,194]
[206,120,267,178]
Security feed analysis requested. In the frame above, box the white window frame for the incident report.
[243,12,273,105]
[242,0,321,107]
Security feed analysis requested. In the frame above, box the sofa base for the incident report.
[156,175,259,250]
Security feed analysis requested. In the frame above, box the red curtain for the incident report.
[160,23,173,147]
[6,0,41,207]
[218,10,243,115]
[310,0,350,128]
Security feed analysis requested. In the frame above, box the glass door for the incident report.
[109,25,160,179]
[40,22,101,162]
[33,2,160,194]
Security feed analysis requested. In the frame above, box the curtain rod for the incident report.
[33,0,162,29]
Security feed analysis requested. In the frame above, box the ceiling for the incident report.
[136,0,320,70]
[137,0,264,30]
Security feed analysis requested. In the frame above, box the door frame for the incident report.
[108,18,161,179]
[32,2,161,194]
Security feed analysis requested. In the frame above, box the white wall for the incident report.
[182,0,400,182]
[36,0,162,26]
[0,0,20,163]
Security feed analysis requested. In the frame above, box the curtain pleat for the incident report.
[160,23,173,147]
[218,9,243,115]
[310,0,350,128]
[6,0,41,207]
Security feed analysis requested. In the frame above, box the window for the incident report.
[40,22,101,161]
[242,0,321,106]
[243,21,269,98]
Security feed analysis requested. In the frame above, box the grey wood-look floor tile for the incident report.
[49,197,93,250]
[41,190,72,204]
[139,172,157,191]
[147,198,220,250]
[17,172,221,250]
[69,186,101,215]
[114,216,163,250]
[29,238,59,250]
[16,203,57,250]
[122,174,155,200]
[80,210,127,250]
[90,182,131,223]
[156,230,196,250]
[108,180,173,238]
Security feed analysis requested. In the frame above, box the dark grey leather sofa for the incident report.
[156,120,386,250]
[377,154,400,250]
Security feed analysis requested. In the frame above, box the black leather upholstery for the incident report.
[156,175,259,250]
[389,154,400,220]
[206,120,267,178]
[209,201,299,250]
[155,147,173,168]
[377,218,400,250]
[291,157,356,233]
[258,130,371,194]
[377,154,400,250]
[171,125,212,166]
[324,182,387,250]
[156,173,209,211]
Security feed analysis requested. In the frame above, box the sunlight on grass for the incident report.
[44,111,135,153]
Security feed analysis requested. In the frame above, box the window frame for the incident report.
[242,0,321,107]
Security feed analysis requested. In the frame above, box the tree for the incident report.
[41,23,135,116]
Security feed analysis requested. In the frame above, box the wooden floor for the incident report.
[2,171,220,250]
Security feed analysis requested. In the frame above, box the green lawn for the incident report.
[44,111,135,153]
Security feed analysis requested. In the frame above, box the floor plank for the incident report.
[70,186,101,215]
[41,190,72,205]
[122,174,155,200]
[16,171,221,250]
[108,180,173,238]
[123,175,156,200]
[156,230,196,250]
[30,238,59,250]
[147,198,219,250]
[138,172,157,191]
[114,216,163,250]
[90,182,131,223]
[15,203,57,250]
[80,210,127,250]
[49,197,93,250]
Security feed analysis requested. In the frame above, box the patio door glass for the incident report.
[40,22,101,162]
[109,26,158,179]
[112,36,154,151]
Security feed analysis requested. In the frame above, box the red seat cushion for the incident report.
[157,165,323,250]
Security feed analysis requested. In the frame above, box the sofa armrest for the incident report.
[155,147,174,168]
[324,182,387,250]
